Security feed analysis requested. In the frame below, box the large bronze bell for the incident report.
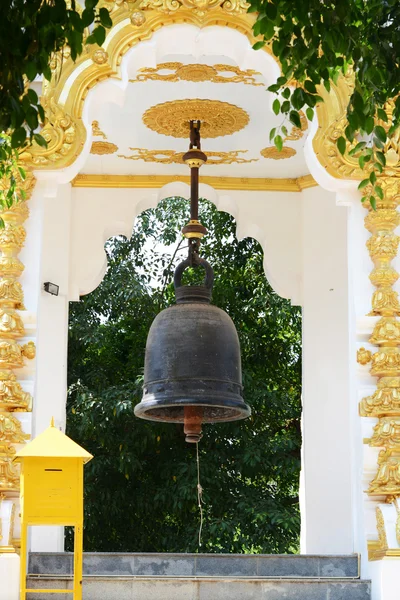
[134,255,251,442]
[134,119,251,442]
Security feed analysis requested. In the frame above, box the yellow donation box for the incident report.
[14,419,93,600]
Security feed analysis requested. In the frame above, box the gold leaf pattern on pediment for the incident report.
[92,121,107,139]
[90,141,118,155]
[131,62,263,86]
[138,0,250,17]
[20,95,78,168]
[142,99,249,139]
[284,111,308,141]
[118,147,257,165]
[260,146,297,160]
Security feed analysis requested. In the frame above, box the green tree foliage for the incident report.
[67,198,302,553]
[1,0,112,148]
[250,0,400,207]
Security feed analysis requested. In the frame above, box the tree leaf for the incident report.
[273,99,280,115]
[11,128,27,148]
[252,41,266,51]
[374,125,387,143]
[99,7,113,28]
[274,135,283,152]
[358,178,370,190]
[337,136,346,155]
[33,133,48,148]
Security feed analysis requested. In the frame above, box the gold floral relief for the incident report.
[260,147,297,160]
[130,62,263,86]
[0,413,29,445]
[284,111,308,141]
[118,147,257,164]
[360,378,400,417]
[142,99,249,139]
[90,141,119,155]
[92,121,107,139]
[138,0,250,17]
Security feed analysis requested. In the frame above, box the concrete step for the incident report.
[26,575,371,600]
[29,552,360,579]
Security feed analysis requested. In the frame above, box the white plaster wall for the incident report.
[20,178,73,552]
[299,185,357,554]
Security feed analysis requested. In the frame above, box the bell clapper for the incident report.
[184,406,204,443]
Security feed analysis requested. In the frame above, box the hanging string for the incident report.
[196,441,204,547]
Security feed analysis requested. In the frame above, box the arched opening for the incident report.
[66,196,302,553]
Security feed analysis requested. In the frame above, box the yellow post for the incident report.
[19,523,27,600]
[73,525,83,600]
[14,419,92,600]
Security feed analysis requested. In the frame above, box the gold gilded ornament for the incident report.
[130,10,146,26]
[360,378,400,417]
[376,507,389,550]
[284,111,308,141]
[0,413,29,445]
[0,458,19,491]
[92,48,109,65]
[142,99,249,139]
[357,347,372,365]
[0,372,31,412]
[20,95,77,167]
[370,417,400,448]
[0,309,25,338]
[131,62,263,86]
[369,449,400,496]
[370,348,400,378]
[366,233,400,262]
[370,318,400,347]
[139,0,250,17]
[21,342,35,360]
[0,280,24,310]
[90,141,119,155]
[92,121,107,139]
[260,146,297,160]
[370,266,399,289]
[118,147,257,165]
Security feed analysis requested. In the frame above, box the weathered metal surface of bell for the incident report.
[134,256,251,442]
[134,119,251,442]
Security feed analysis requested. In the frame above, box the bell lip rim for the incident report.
[134,397,251,423]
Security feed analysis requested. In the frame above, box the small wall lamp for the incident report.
[43,282,59,296]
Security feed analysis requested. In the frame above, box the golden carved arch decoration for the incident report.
[22,0,357,181]
[23,0,268,171]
